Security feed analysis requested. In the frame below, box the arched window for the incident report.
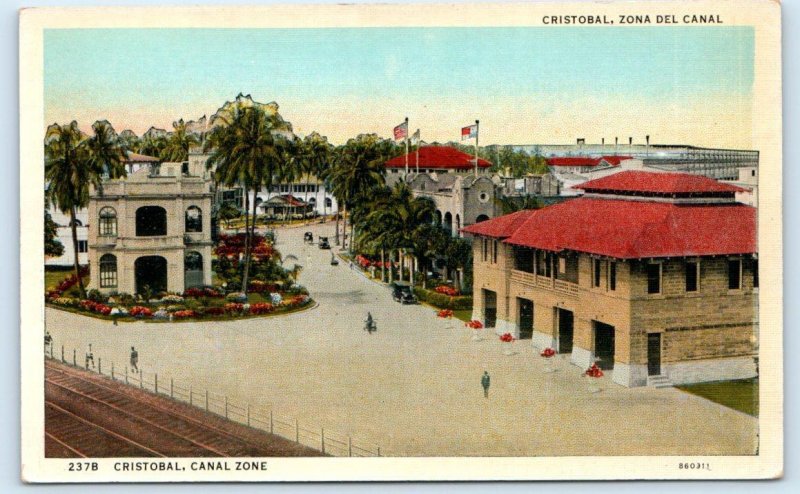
[99,207,117,236]
[69,219,83,227]
[185,206,202,233]
[184,251,204,289]
[136,206,167,236]
[325,197,333,208]
[99,254,117,288]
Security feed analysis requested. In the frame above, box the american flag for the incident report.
[393,121,408,141]
[461,124,477,140]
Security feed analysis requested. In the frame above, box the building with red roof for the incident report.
[546,155,633,173]
[462,171,757,388]
[385,146,492,185]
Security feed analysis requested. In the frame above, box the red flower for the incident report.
[203,307,225,316]
[173,310,197,319]
[249,302,274,315]
[500,332,515,343]
[465,320,483,329]
[130,306,153,318]
[585,363,604,378]
[541,348,557,358]
[434,285,459,297]
[437,309,454,318]
[224,302,245,314]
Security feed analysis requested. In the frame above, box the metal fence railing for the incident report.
[45,342,383,457]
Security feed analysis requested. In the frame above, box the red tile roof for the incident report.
[462,198,756,259]
[575,171,747,194]
[385,146,492,170]
[461,209,535,239]
[547,155,632,167]
[125,151,160,163]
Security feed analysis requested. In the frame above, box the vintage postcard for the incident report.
[20,0,782,482]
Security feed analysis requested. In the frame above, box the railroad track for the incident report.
[45,361,306,457]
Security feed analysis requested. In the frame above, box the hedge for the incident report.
[413,287,473,310]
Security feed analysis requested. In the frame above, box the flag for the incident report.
[411,129,420,145]
[461,124,477,140]
[393,121,408,141]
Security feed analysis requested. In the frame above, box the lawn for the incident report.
[677,378,759,416]
[45,269,88,292]
[453,309,473,323]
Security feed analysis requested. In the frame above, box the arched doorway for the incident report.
[184,251,203,289]
[135,256,167,295]
[455,214,461,236]
[136,206,167,236]
[475,214,490,223]
[443,212,453,235]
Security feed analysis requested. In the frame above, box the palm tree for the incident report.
[205,101,292,293]
[161,119,200,163]
[495,194,544,214]
[363,182,435,284]
[300,132,333,217]
[44,122,94,298]
[138,127,168,158]
[328,134,390,251]
[86,120,127,192]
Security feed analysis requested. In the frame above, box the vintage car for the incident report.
[318,236,331,249]
[390,282,417,304]
[303,231,314,244]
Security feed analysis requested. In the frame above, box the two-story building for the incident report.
[463,171,757,387]
[87,164,214,296]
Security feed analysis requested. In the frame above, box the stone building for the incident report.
[87,164,214,296]
[409,173,498,237]
[463,171,757,387]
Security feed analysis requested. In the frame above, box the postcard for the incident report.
[20,0,782,482]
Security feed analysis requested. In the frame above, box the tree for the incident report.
[328,134,391,251]
[301,132,333,216]
[138,127,168,158]
[217,201,240,229]
[161,118,200,162]
[205,98,293,293]
[44,202,64,258]
[86,120,127,194]
[495,194,544,214]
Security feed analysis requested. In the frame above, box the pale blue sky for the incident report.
[44,27,754,146]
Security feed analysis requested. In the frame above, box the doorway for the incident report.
[517,298,533,339]
[135,256,168,295]
[593,321,615,370]
[557,308,574,354]
[647,333,662,376]
[482,289,497,328]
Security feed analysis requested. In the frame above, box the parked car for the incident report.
[303,231,314,244]
[318,236,331,249]
[391,282,417,304]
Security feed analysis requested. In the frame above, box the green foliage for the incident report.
[86,289,108,303]
[413,287,473,310]
[160,118,200,162]
[491,146,549,177]
[496,194,545,214]
[217,202,241,227]
[44,207,64,257]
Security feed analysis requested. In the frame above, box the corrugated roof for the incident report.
[547,155,632,167]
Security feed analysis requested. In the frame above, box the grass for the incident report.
[677,378,759,416]
[453,309,473,323]
[45,270,75,290]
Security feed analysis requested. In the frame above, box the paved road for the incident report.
[46,222,757,456]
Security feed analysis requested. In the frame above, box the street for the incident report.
[45,222,758,456]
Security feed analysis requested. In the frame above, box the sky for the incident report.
[44,26,755,148]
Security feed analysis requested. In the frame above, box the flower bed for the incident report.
[413,287,472,310]
[437,309,454,318]
[434,285,459,297]
[541,347,557,358]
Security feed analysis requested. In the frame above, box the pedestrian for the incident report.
[481,371,491,398]
[365,312,376,333]
[130,346,139,374]
[44,331,52,350]
[85,344,95,370]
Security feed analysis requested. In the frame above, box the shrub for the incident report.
[173,310,197,319]
[225,292,248,303]
[164,304,185,313]
[434,285,459,297]
[52,297,79,307]
[224,302,245,314]
[413,287,472,310]
[86,289,109,303]
[161,294,185,303]
[116,292,135,305]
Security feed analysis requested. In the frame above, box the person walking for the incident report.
[364,312,376,333]
[481,371,491,398]
[130,346,139,374]
[85,344,95,370]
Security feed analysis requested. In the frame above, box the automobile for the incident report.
[303,231,314,244]
[318,236,331,249]
[391,282,417,304]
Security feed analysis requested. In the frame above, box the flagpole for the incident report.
[415,130,420,174]
[404,116,409,178]
[474,119,480,177]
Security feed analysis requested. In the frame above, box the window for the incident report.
[135,206,167,236]
[99,254,117,288]
[482,239,488,262]
[536,251,552,278]
[646,263,661,294]
[98,207,117,236]
[308,184,317,193]
[185,206,202,233]
[593,259,602,287]
[325,197,333,208]
[609,262,616,291]
[77,240,88,253]
[514,247,534,273]
[492,240,498,264]
[728,259,742,290]
[558,257,567,274]
[685,261,698,292]
[753,259,759,288]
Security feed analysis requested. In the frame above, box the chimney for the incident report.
[601,137,605,148]
[629,136,633,146]
[615,137,618,156]
[646,135,650,156]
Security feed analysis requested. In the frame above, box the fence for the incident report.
[45,342,383,457]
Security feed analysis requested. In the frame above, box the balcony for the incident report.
[510,269,578,297]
